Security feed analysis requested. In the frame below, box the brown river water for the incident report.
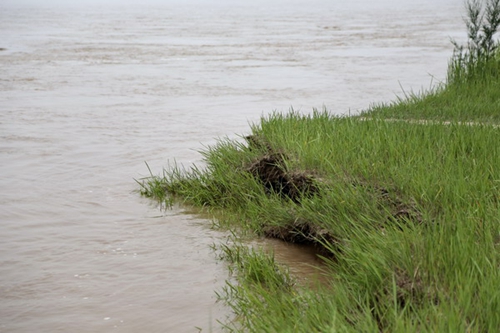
[1,0,463,331]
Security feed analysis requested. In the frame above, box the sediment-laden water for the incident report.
[1,0,463,331]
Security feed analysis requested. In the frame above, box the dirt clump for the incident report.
[246,152,318,203]
[262,219,338,257]
[385,194,422,225]
[244,145,333,254]
[244,136,422,259]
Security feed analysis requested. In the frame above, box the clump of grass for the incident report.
[214,239,373,332]
[135,162,173,207]
[449,0,500,84]
[362,0,500,123]
[217,242,294,292]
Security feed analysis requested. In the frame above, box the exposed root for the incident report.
[262,219,338,257]
[244,136,423,260]
[246,152,318,203]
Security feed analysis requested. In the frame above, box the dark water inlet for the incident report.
[1,0,463,332]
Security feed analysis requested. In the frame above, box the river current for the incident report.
[1,0,463,332]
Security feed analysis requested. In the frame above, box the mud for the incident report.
[247,153,319,202]
[262,219,339,258]
[245,136,319,203]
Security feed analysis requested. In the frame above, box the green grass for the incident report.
[361,54,500,123]
[141,113,500,332]
[138,2,500,331]
[362,0,500,123]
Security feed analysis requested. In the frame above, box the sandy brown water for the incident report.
[1,0,463,331]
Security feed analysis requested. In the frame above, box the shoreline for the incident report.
[138,3,500,329]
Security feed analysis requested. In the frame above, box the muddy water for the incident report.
[1,1,463,332]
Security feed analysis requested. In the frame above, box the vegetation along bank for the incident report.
[138,1,500,331]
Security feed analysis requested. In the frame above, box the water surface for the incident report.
[0,1,463,331]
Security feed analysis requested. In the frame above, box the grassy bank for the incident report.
[362,53,500,123]
[142,114,500,331]
[363,0,500,124]
[139,2,500,332]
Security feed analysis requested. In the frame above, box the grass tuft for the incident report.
[363,0,500,123]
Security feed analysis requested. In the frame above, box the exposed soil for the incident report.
[262,224,338,258]
[246,151,318,203]
[244,135,423,258]
[243,138,434,326]
[244,136,334,253]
